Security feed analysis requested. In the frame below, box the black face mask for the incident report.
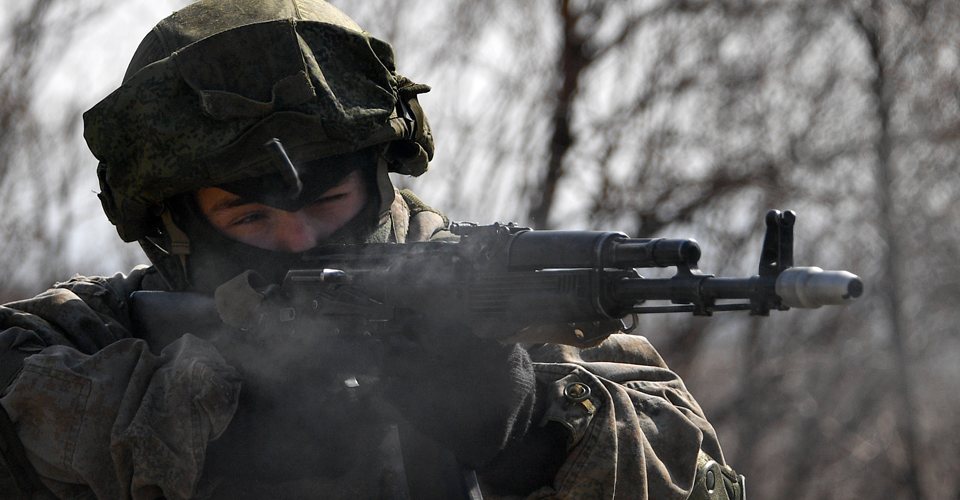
[164,165,384,295]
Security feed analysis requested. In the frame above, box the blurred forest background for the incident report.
[1,0,959,498]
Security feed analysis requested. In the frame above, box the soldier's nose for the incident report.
[273,212,322,253]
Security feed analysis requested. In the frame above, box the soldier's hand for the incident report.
[378,312,537,469]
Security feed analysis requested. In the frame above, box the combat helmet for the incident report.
[84,0,435,292]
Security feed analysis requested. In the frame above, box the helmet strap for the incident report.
[375,153,396,217]
[160,208,192,282]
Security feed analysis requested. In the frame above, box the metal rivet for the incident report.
[564,382,591,402]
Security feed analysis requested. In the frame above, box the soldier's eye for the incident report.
[314,193,348,205]
[233,212,268,226]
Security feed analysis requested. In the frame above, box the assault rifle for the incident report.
[133,210,862,350]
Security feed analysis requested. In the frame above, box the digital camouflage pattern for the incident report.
[0,195,742,499]
[84,0,434,242]
[0,0,748,497]
[0,294,733,500]
[0,271,241,500]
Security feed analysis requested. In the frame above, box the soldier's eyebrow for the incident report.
[208,196,258,213]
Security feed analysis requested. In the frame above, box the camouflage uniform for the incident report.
[0,0,743,498]
[0,201,739,499]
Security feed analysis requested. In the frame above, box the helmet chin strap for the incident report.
[376,151,397,217]
[161,208,192,282]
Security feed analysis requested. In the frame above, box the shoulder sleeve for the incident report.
[1,335,240,499]
[511,334,728,500]
[0,271,147,355]
[0,267,240,499]
[397,189,458,242]
[0,266,166,354]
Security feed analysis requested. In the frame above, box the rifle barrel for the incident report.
[774,267,863,308]
[612,267,863,312]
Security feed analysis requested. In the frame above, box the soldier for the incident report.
[0,0,744,499]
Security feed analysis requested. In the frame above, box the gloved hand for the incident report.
[378,311,538,469]
[204,364,381,484]
[205,272,386,484]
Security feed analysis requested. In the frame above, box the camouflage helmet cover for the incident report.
[84,0,434,242]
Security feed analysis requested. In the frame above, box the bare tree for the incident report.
[3,0,959,497]
[0,0,92,299]
[0,0,176,301]
[353,1,960,498]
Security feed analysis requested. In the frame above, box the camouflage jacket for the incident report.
[0,195,735,500]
